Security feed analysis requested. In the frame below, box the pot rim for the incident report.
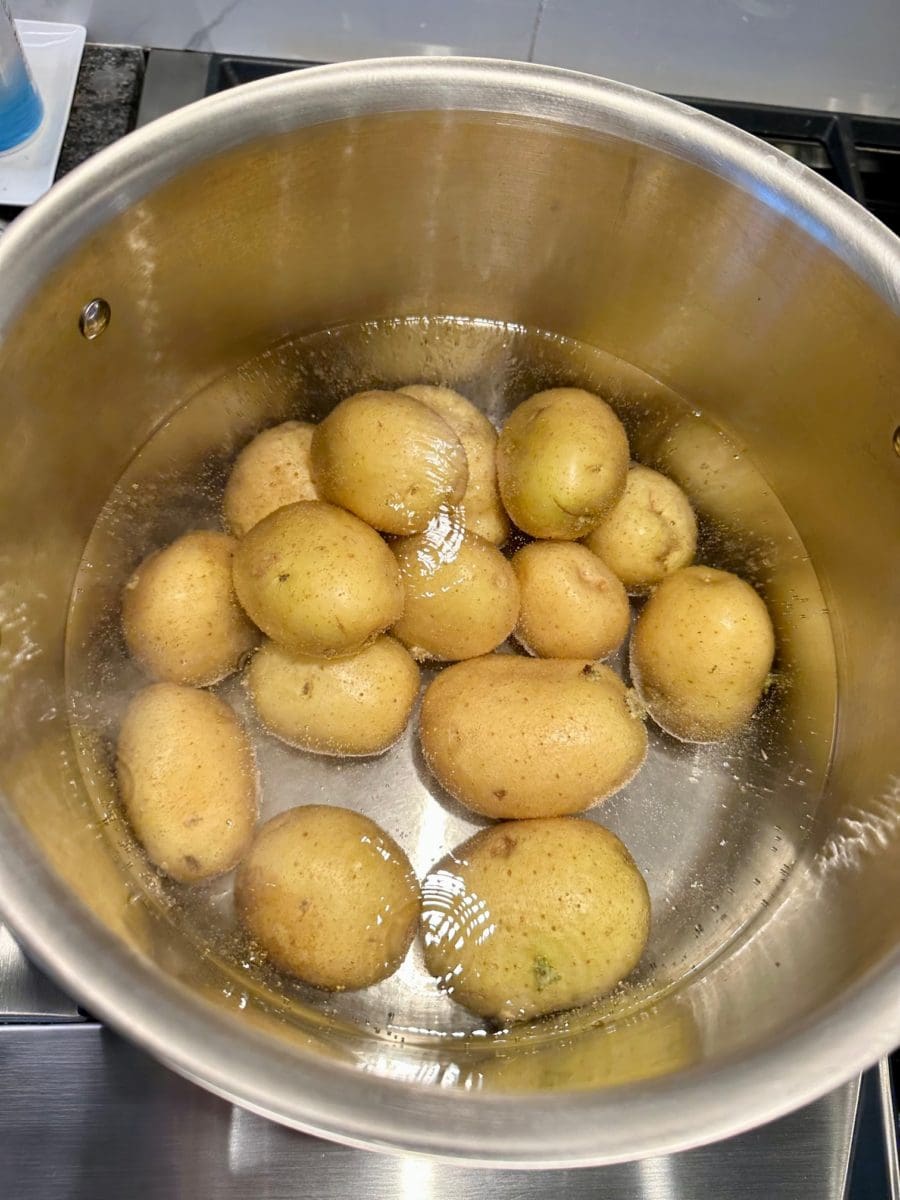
[0,56,898,1167]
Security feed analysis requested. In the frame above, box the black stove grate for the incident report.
[206,54,900,236]
[677,96,900,234]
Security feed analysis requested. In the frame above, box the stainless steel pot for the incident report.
[0,58,898,1167]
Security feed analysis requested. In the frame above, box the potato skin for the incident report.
[396,384,509,545]
[419,656,647,818]
[235,806,420,990]
[421,818,650,1022]
[232,501,404,657]
[584,463,697,593]
[223,421,318,537]
[512,541,629,660]
[392,519,519,661]
[310,390,468,535]
[116,683,258,883]
[631,565,775,741]
[497,388,629,539]
[122,530,258,686]
[246,636,420,756]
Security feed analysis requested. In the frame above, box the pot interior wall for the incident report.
[0,106,898,1099]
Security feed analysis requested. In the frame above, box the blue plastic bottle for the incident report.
[0,0,43,154]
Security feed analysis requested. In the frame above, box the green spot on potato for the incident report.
[533,954,561,991]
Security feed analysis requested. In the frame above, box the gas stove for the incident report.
[1,46,898,1199]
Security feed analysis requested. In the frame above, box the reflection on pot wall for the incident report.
[15,0,900,117]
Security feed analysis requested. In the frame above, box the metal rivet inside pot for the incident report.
[893,426,900,457]
[79,298,111,340]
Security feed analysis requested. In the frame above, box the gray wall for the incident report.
[16,0,900,116]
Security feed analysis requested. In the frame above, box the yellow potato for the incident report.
[419,656,647,818]
[310,390,468,534]
[235,806,420,990]
[116,683,258,883]
[246,636,420,756]
[421,818,650,1022]
[631,565,776,741]
[631,409,765,533]
[232,501,404,657]
[122,530,258,686]
[584,463,697,593]
[396,384,509,545]
[512,541,629,660]
[223,421,318,537]
[391,517,519,661]
[497,388,629,539]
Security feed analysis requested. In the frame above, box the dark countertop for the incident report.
[56,43,146,179]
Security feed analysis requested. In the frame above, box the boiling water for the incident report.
[65,316,835,1045]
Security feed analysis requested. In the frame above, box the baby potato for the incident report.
[391,517,519,661]
[246,635,420,756]
[235,806,420,990]
[420,656,647,818]
[631,565,775,741]
[116,683,258,883]
[122,530,258,686]
[497,388,629,539]
[584,463,697,593]
[396,384,509,545]
[512,541,629,660]
[223,421,318,537]
[421,818,650,1022]
[310,390,468,535]
[232,501,404,657]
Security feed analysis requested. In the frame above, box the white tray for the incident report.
[0,19,86,206]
